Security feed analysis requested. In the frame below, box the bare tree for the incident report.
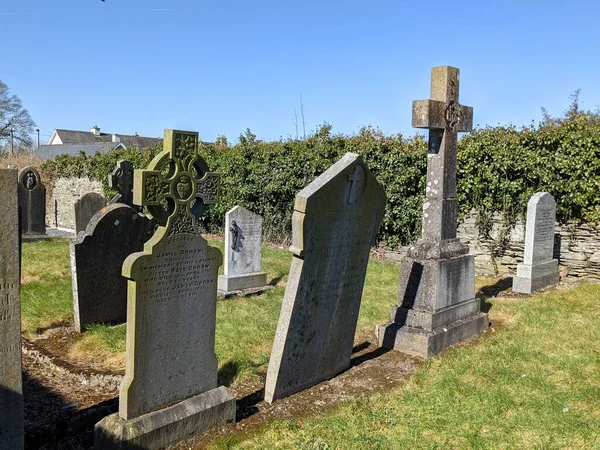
[0,79,36,151]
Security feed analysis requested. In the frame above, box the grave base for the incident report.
[218,272,268,294]
[378,311,489,358]
[94,386,236,450]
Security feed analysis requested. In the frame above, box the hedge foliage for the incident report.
[42,115,600,248]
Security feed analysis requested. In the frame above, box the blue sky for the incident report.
[3,0,600,143]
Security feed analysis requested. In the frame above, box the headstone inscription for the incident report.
[74,192,106,234]
[18,166,46,235]
[108,160,139,210]
[94,129,235,450]
[70,204,156,332]
[265,153,386,403]
[378,66,488,358]
[0,168,24,449]
[513,192,560,293]
[218,206,268,294]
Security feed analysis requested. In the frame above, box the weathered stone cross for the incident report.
[133,129,219,235]
[412,66,473,244]
[109,159,135,207]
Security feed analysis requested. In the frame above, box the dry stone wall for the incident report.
[47,177,104,230]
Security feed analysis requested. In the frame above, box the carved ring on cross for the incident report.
[444,100,462,131]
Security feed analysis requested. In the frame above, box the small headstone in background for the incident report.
[0,168,24,448]
[513,192,560,293]
[18,166,46,235]
[108,160,138,210]
[74,192,106,234]
[71,204,156,332]
[218,206,268,295]
[95,129,234,449]
[265,153,386,403]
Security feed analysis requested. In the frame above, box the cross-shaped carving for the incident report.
[133,129,219,235]
[412,66,473,243]
[108,160,135,207]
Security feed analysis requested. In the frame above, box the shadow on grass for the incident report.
[32,320,71,335]
[476,277,513,313]
[218,360,242,387]
[269,276,283,286]
[236,388,265,422]
[350,342,390,368]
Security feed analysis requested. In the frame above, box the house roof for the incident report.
[53,129,160,149]
[36,143,125,160]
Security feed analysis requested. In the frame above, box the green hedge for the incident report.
[42,116,600,248]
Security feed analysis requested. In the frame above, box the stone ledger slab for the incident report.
[0,168,24,449]
[75,192,106,234]
[265,153,386,403]
[218,206,268,294]
[71,204,156,332]
[513,192,560,293]
[18,166,46,235]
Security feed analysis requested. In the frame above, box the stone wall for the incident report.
[382,210,600,279]
[47,177,104,230]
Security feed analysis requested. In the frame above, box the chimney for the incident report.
[90,125,101,136]
[112,134,120,143]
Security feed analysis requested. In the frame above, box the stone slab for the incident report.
[18,166,46,235]
[75,192,106,234]
[218,272,268,293]
[0,168,24,449]
[224,206,263,277]
[71,204,155,332]
[523,192,556,266]
[392,297,481,330]
[513,270,560,294]
[516,259,558,278]
[94,386,236,450]
[265,153,386,403]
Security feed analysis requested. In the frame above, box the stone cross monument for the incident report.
[108,160,138,210]
[94,130,235,449]
[378,66,488,358]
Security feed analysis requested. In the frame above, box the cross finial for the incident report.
[109,160,135,207]
[133,129,219,235]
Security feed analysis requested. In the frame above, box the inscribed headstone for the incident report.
[95,129,235,449]
[18,166,46,235]
[75,192,106,234]
[218,206,268,293]
[513,192,560,293]
[71,204,156,332]
[378,66,488,358]
[265,153,386,403]
[0,168,24,449]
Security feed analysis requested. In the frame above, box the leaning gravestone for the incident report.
[74,192,106,234]
[513,192,560,293]
[108,160,139,211]
[218,206,268,294]
[95,129,235,449]
[265,153,386,403]
[71,204,156,332]
[378,66,488,358]
[18,166,46,235]
[0,168,24,449]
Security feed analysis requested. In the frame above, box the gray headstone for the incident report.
[95,129,234,449]
[75,192,106,234]
[70,204,156,332]
[265,153,386,403]
[513,192,560,293]
[0,169,24,449]
[108,160,138,210]
[378,66,488,358]
[218,206,268,293]
[18,166,46,235]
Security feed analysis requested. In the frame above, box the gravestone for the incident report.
[95,129,235,449]
[18,166,46,235]
[75,192,106,234]
[108,160,139,210]
[513,192,560,293]
[0,168,24,449]
[218,206,268,294]
[265,153,386,403]
[378,66,488,358]
[71,204,156,332]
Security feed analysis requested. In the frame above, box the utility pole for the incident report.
[36,129,40,148]
[10,129,14,155]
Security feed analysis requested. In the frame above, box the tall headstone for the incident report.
[218,206,268,294]
[513,192,560,293]
[71,204,156,332]
[108,160,139,210]
[378,66,488,358]
[0,169,24,449]
[75,192,106,234]
[95,130,235,449]
[265,153,386,403]
[18,166,46,235]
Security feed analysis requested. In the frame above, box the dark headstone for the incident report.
[70,204,156,332]
[18,166,46,235]
[74,192,106,234]
[108,160,138,210]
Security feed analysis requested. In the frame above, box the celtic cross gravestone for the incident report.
[94,129,235,449]
[108,160,138,209]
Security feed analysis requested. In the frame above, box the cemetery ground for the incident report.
[20,238,600,449]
